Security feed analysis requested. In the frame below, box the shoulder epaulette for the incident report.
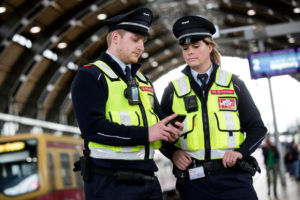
[83,64,93,68]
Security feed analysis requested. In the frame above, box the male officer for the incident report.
[71,7,183,200]
[160,15,267,200]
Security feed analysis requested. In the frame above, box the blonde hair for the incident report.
[106,29,126,46]
[203,37,221,66]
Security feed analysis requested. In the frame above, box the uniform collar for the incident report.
[106,50,131,75]
[182,63,219,86]
[100,52,142,79]
[190,64,213,85]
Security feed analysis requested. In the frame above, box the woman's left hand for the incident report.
[222,151,243,168]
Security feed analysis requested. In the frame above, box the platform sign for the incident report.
[247,47,300,79]
[297,47,300,66]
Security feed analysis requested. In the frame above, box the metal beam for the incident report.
[0,112,80,134]
[217,21,300,41]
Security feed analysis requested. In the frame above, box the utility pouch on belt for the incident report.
[115,171,154,182]
[80,155,93,182]
[72,155,93,182]
[236,156,261,176]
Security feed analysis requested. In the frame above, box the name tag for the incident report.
[188,166,205,180]
[139,86,154,93]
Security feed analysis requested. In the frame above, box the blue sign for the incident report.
[247,47,300,79]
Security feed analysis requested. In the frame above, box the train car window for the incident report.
[73,153,83,188]
[60,153,72,186]
[0,139,40,197]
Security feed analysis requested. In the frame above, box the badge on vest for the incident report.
[218,97,237,111]
[211,89,234,95]
[140,86,155,93]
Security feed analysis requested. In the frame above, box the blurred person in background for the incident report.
[287,140,299,181]
[262,135,279,197]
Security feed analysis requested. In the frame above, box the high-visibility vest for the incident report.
[88,60,161,160]
[171,68,244,160]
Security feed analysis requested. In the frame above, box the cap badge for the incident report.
[185,37,191,44]
[181,20,190,24]
[143,12,150,16]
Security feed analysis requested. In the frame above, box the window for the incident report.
[60,153,72,186]
[0,139,39,196]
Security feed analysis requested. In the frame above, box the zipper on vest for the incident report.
[201,89,211,161]
[139,103,150,160]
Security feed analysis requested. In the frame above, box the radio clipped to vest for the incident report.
[184,95,198,112]
[124,79,140,105]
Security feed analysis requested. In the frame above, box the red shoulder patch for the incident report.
[84,64,93,68]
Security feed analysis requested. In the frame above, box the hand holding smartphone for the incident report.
[166,114,186,128]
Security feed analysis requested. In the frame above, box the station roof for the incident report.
[0,0,299,133]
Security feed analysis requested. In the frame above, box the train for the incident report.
[0,133,177,200]
[0,133,84,200]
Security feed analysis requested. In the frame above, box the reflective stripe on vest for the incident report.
[171,68,243,160]
[173,69,230,96]
[216,69,230,86]
[224,112,236,148]
[92,60,118,79]
[185,149,233,160]
[87,60,161,160]
[136,71,147,83]
[90,147,155,160]
[173,76,190,97]
[119,111,131,125]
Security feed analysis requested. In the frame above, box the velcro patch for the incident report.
[140,86,155,93]
[218,98,236,110]
[211,89,234,95]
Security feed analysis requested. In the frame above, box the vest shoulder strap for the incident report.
[172,75,191,97]
[91,60,119,80]
[215,69,232,87]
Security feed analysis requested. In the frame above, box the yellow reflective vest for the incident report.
[171,68,244,160]
[88,60,161,160]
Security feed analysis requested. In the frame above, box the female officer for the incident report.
[160,15,267,200]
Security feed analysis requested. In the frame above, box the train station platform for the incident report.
[253,148,300,200]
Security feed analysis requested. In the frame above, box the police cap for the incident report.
[104,8,153,35]
[172,15,216,45]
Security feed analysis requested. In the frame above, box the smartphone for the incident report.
[166,114,186,128]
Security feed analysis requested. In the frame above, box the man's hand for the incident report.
[172,150,192,170]
[222,150,243,168]
[148,114,183,143]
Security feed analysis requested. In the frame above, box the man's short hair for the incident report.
[106,29,126,46]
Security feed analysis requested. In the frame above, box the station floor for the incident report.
[253,149,300,200]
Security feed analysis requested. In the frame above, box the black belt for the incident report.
[191,159,225,172]
[93,167,155,182]
[174,159,225,181]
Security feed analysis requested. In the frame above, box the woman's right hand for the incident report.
[172,150,192,170]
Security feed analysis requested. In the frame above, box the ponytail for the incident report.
[203,37,221,66]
